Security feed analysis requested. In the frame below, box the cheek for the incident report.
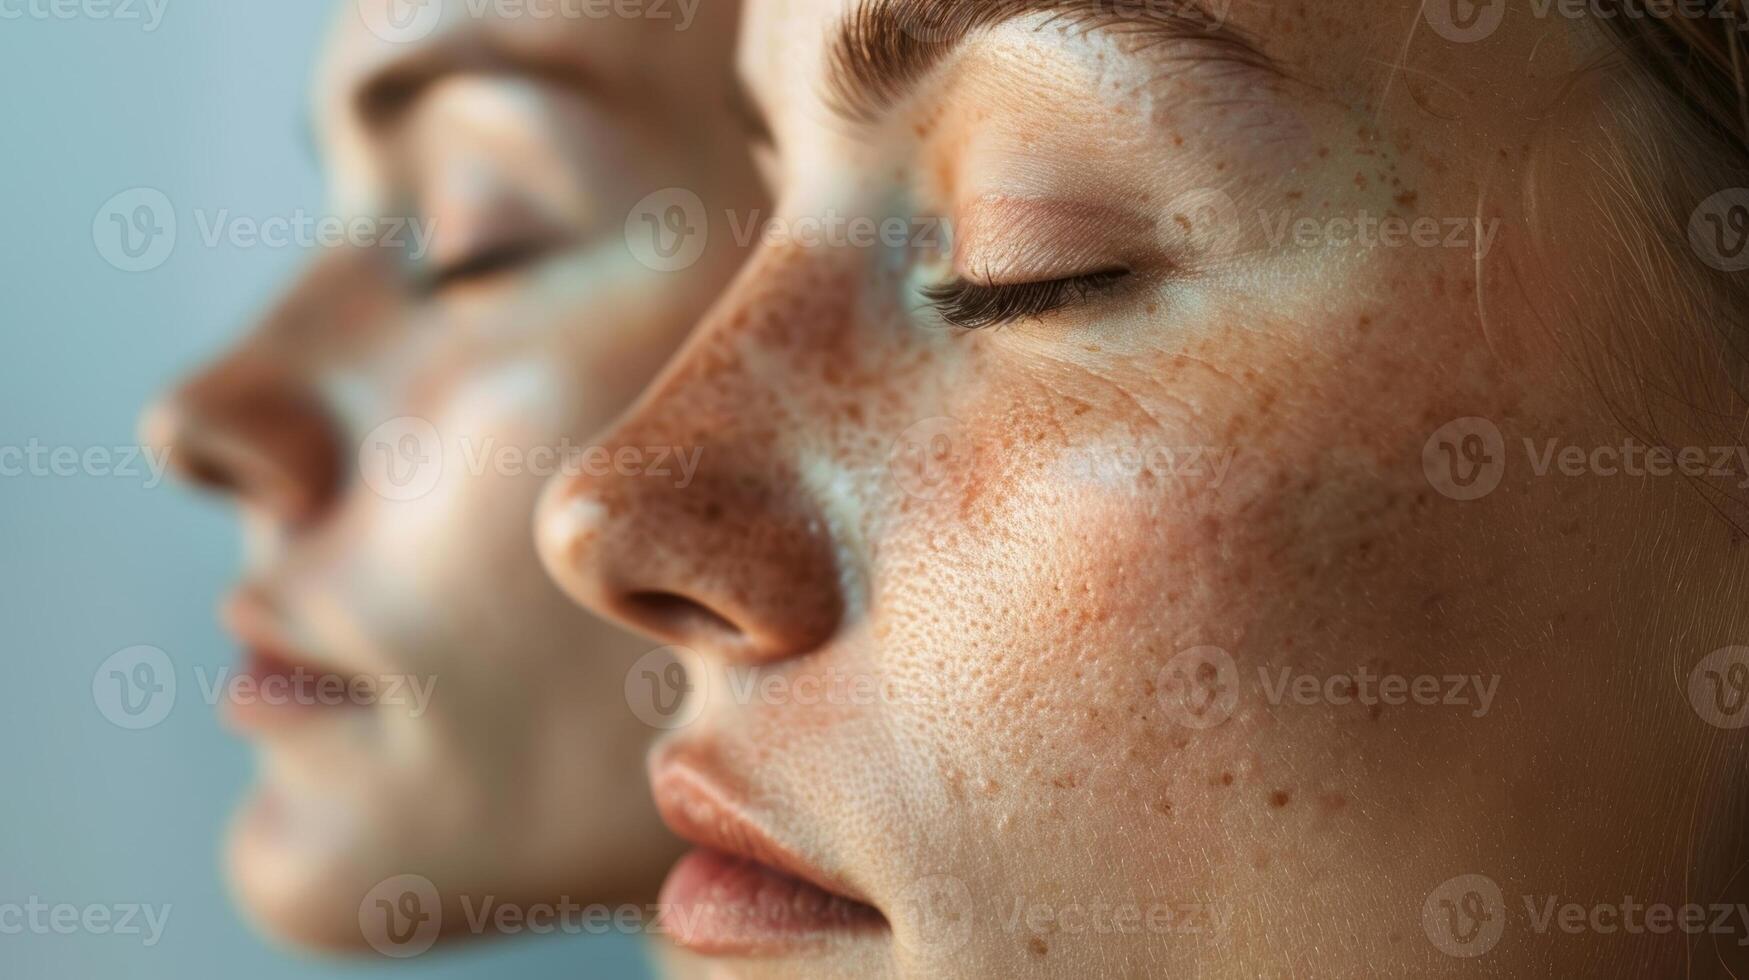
[867,259,1563,851]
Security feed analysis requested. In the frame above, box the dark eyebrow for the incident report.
[351,37,599,133]
[825,0,1274,124]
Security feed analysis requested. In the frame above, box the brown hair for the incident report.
[1602,3,1749,156]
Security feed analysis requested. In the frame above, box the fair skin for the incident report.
[142,0,761,953]
[540,0,1749,977]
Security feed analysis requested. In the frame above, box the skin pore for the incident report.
[538,0,1749,977]
[141,0,761,954]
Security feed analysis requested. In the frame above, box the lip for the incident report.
[219,587,362,733]
[651,748,887,956]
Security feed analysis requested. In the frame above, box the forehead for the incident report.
[316,0,733,145]
[736,0,845,115]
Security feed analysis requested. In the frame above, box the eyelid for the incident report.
[951,196,1155,284]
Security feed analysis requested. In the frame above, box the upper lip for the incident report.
[650,744,878,910]
[220,585,347,679]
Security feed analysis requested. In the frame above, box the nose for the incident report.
[140,261,350,525]
[537,258,847,667]
[141,362,342,523]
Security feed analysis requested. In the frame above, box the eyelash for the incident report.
[922,269,1131,330]
[423,237,560,295]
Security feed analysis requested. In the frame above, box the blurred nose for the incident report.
[141,361,342,523]
[140,257,355,525]
[538,253,848,667]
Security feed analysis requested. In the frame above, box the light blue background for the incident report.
[0,3,653,977]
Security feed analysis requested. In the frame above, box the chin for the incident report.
[223,780,396,954]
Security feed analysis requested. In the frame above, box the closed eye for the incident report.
[922,268,1130,330]
[422,235,566,295]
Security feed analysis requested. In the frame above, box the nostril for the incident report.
[624,590,744,644]
[176,455,235,494]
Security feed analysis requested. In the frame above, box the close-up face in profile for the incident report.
[140,0,761,953]
[534,0,1749,976]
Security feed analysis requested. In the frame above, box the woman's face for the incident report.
[142,0,761,951]
[541,0,1748,976]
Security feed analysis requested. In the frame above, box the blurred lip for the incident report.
[651,749,887,956]
[219,587,363,733]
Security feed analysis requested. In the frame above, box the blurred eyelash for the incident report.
[423,237,560,294]
[923,268,1130,330]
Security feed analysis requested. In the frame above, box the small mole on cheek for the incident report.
[1269,790,1291,808]
[1029,936,1049,957]
[1218,772,1234,787]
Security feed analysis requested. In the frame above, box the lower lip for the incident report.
[222,648,357,733]
[658,848,886,956]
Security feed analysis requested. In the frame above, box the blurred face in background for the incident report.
[538,0,1749,977]
[140,0,761,952]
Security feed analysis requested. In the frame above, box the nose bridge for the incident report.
[539,243,863,666]
[612,241,869,452]
[144,248,388,522]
